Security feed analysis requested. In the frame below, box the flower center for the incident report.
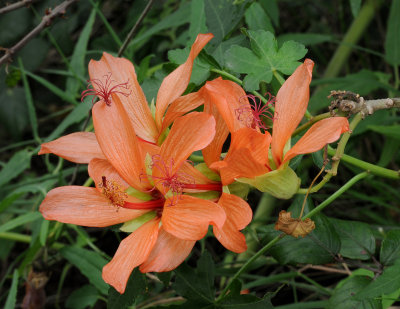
[99,176,128,207]
[235,93,276,130]
[81,72,131,106]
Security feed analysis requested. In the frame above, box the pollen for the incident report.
[235,93,276,130]
[99,176,128,207]
[81,72,131,106]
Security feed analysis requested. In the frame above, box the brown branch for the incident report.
[0,0,77,68]
[117,0,154,57]
[0,0,37,15]
[329,90,400,118]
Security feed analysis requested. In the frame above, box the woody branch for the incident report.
[329,90,400,118]
[0,0,37,15]
[0,0,77,68]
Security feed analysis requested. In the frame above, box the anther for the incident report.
[99,176,127,207]
[81,72,131,106]
[235,93,276,130]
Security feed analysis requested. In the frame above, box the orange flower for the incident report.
[40,110,227,294]
[201,60,349,190]
[84,33,214,145]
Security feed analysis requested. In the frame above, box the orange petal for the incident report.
[139,227,195,273]
[202,88,230,166]
[92,97,148,191]
[159,112,215,175]
[38,132,105,163]
[203,78,250,133]
[213,193,252,253]
[102,218,160,293]
[155,33,213,128]
[39,186,148,227]
[88,158,129,190]
[219,193,252,230]
[211,128,271,185]
[160,91,205,136]
[271,59,314,166]
[282,117,350,164]
[88,52,158,143]
[162,195,226,240]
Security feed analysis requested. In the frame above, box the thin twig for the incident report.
[118,0,154,57]
[0,0,77,68]
[0,0,37,15]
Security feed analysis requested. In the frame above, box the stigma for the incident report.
[235,93,276,130]
[81,72,131,106]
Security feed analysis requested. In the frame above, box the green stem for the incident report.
[292,112,331,137]
[88,0,122,47]
[324,0,382,78]
[328,147,400,179]
[303,171,369,219]
[297,113,363,194]
[217,235,282,301]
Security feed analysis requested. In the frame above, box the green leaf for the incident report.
[173,251,215,304]
[330,218,375,260]
[45,101,92,141]
[277,33,333,46]
[24,70,77,104]
[236,166,300,199]
[355,261,400,300]
[0,211,42,233]
[4,270,18,309]
[60,246,109,295]
[66,285,99,309]
[168,48,211,85]
[219,293,274,308]
[385,0,400,66]
[327,276,381,309]
[0,87,29,139]
[368,125,400,140]
[0,149,32,187]
[259,0,279,27]
[377,138,400,167]
[204,0,247,48]
[225,30,307,91]
[66,8,96,96]
[39,219,49,246]
[312,150,332,170]
[380,230,400,266]
[120,211,157,233]
[350,0,362,17]
[245,2,274,33]
[259,196,341,265]
[188,0,208,44]
[107,268,146,309]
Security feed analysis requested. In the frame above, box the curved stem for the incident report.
[216,235,282,301]
[303,171,369,219]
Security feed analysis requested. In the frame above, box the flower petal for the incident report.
[160,91,205,137]
[202,89,230,167]
[89,52,158,143]
[159,112,215,175]
[88,158,129,190]
[139,227,195,273]
[203,78,249,133]
[162,195,226,240]
[102,218,160,293]
[272,59,314,166]
[92,97,148,191]
[38,132,105,163]
[282,117,350,164]
[155,33,213,128]
[40,186,148,227]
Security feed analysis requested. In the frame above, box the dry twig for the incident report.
[0,0,37,15]
[0,0,77,68]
